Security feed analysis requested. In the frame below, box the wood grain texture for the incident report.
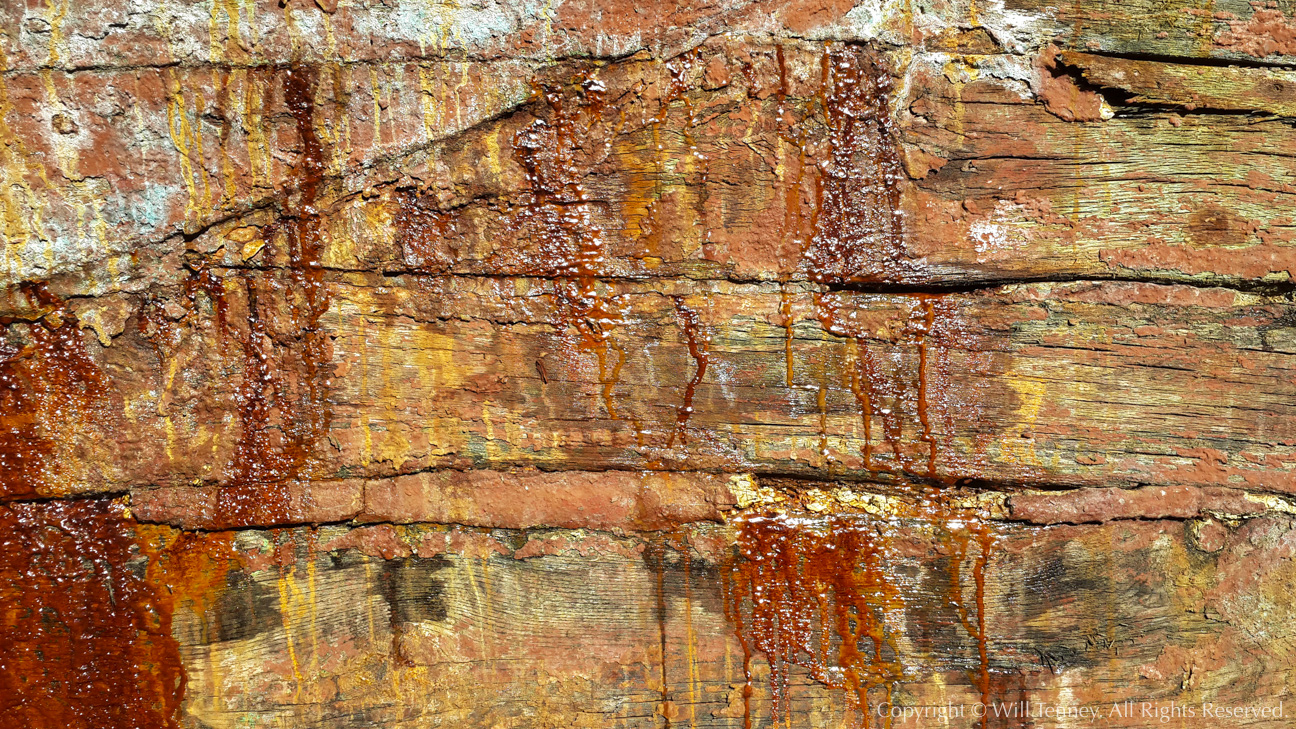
[1010,0,1296,66]
[30,276,1291,503]
[8,36,1296,302]
[3,2,1296,727]
[149,501,1296,728]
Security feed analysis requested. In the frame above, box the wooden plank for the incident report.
[900,65,1296,288]
[223,44,1296,289]
[58,495,1289,728]
[16,274,1290,504]
[10,39,1296,304]
[1058,50,1296,116]
[1011,0,1296,66]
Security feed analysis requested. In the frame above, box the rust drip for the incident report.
[725,490,999,728]
[943,520,997,729]
[814,292,907,474]
[848,339,874,471]
[137,527,238,646]
[0,499,185,729]
[218,274,293,523]
[600,336,627,421]
[815,292,966,481]
[281,65,331,451]
[202,65,333,528]
[647,538,674,728]
[915,298,937,477]
[668,296,708,448]
[724,510,905,726]
[803,48,905,284]
[0,283,110,499]
[509,77,637,430]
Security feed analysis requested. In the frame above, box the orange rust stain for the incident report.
[725,493,998,728]
[508,77,638,427]
[803,48,905,284]
[668,296,708,448]
[0,283,110,499]
[943,518,997,728]
[204,65,333,528]
[847,342,875,471]
[724,510,905,727]
[395,189,456,273]
[815,292,971,481]
[0,499,185,729]
[139,528,237,623]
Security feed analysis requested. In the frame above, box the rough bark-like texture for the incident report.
[2,1,1294,728]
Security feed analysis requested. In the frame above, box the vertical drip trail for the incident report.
[209,65,334,528]
[725,509,907,727]
[668,296,708,448]
[0,283,110,499]
[951,523,998,729]
[803,47,906,285]
[816,291,966,482]
[510,76,633,431]
[803,46,930,478]
[648,538,674,729]
[847,338,874,471]
[725,493,999,728]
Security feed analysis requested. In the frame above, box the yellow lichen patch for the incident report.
[998,368,1046,469]
[729,474,780,509]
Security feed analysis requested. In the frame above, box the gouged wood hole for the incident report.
[1,1,1294,728]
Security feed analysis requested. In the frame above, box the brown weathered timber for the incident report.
[1057,51,1296,116]
[10,276,1289,503]
[69,492,1296,728]
[4,1,1296,727]
[1011,0,1296,66]
[8,39,1296,304]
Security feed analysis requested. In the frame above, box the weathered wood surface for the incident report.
[5,275,1293,504]
[7,36,1296,298]
[1014,0,1296,66]
[3,1,1296,728]
[9,492,1296,728]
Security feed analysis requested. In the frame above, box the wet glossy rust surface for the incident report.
[724,493,996,728]
[0,500,185,729]
[0,284,110,499]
